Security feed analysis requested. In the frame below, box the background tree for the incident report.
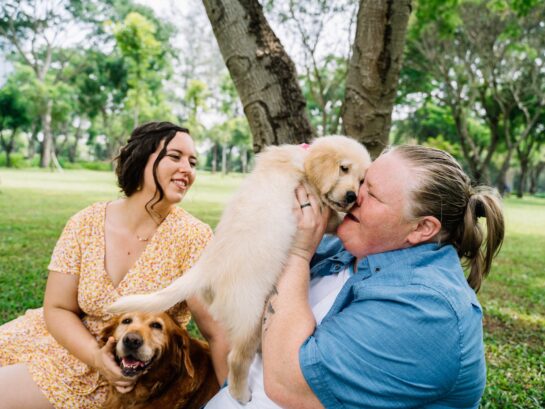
[0,73,33,166]
[0,0,104,167]
[402,0,545,192]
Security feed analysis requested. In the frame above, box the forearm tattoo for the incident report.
[262,285,279,334]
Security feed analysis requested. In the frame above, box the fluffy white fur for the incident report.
[108,135,371,403]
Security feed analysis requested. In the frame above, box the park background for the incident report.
[0,0,544,407]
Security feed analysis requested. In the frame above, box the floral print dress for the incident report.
[0,202,212,409]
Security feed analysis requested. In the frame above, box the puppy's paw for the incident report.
[229,385,252,405]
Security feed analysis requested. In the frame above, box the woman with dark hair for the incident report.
[0,122,229,409]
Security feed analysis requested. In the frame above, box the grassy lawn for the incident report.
[1,169,544,408]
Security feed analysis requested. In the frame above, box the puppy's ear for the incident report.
[98,316,119,347]
[304,146,339,193]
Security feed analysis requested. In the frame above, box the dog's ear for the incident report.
[98,316,120,347]
[173,327,195,378]
[304,144,339,192]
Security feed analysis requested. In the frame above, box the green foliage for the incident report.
[0,153,30,168]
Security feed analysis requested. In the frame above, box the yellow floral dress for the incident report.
[0,202,212,409]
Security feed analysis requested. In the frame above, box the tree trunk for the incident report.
[0,129,16,167]
[202,0,315,152]
[241,145,248,173]
[517,158,528,198]
[212,142,218,173]
[221,142,228,174]
[26,122,40,160]
[495,147,515,196]
[342,0,412,159]
[39,100,54,168]
[529,161,545,195]
[68,121,83,163]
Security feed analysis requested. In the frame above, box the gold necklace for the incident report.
[135,210,171,242]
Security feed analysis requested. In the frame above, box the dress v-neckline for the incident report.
[101,202,173,291]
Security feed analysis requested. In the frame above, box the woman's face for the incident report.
[142,132,197,207]
[337,151,418,259]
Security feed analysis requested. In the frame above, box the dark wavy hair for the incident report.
[114,121,190,215]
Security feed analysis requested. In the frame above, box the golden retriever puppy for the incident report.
[109,136,371,403]
[100,312,219,409]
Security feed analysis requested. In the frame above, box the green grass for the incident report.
[1,169,544,407]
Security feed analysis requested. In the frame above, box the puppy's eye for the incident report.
[121,318,132,325]
[360,178,364,186]
[340,165,349,173]
[150,322,163,330]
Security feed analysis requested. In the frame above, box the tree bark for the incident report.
[202,0,315,153]
[342,0,412,159]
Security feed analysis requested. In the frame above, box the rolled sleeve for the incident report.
[299,284,462,409]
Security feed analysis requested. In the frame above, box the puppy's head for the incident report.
[99,311,195,379]
[304,136,371,212]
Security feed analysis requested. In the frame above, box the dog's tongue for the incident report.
[122,357,145,369]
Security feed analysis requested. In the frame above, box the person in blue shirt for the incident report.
[206,144,504,409]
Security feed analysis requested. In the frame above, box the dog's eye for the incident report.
[150,322,163,330]
[121,318,132,325]
[340,165,349,173]
[360,178,364,186]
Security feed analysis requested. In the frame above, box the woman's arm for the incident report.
[43,271,135,392]
[261,186,329,409]
[187,296,230,384]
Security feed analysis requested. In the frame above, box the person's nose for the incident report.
[178,158,192,173]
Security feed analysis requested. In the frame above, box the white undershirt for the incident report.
[205,267,352,409]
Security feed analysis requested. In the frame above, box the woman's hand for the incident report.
[290,184,330,263]
[93,337,136,393]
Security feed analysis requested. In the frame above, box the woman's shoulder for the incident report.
[64,201,107,228]
[170,207,213,236]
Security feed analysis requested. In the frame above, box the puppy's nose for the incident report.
[345,191,357,204]
[123,333,143,350]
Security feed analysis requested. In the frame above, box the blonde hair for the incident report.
[388,145,505,292]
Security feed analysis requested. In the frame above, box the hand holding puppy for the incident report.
[290,184,331,263]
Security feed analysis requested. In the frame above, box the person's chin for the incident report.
[166,191,184,205]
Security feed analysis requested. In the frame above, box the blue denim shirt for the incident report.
[299,236,486,409]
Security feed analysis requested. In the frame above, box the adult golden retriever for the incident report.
[100,312,219,409]
[109,136,371,403]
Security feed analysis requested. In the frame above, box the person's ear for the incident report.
[407,216,441,245]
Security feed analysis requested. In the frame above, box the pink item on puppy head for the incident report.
[299,143,311,150]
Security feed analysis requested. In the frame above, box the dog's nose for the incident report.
[123,333,143,350]
[345,191,357,204]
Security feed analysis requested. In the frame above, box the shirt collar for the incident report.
[356,242,441,276]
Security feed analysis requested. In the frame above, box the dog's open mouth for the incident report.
[325,194,352,212]
[117,355,154,377]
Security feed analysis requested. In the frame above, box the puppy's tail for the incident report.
[107,267,203,314]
